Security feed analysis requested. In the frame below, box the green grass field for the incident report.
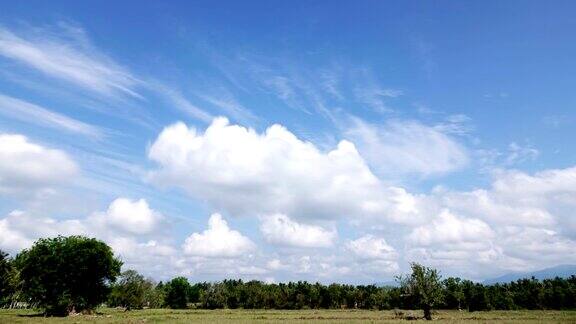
[0,308,575,323]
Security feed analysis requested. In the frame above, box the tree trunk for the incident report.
[423,305,432,320]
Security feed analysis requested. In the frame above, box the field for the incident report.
[0,308,575,323]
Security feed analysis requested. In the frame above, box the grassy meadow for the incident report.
[0,308,575,323]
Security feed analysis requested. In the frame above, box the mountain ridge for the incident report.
[483,264,576,285]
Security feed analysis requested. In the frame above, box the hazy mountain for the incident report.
[483,264,576,285]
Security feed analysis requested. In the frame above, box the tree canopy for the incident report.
[108,270,164,309]
[0,250,15,306]
[15,236,122,316]
[1,236,575,315]
[164,277,192,309]
[398,262,444,320]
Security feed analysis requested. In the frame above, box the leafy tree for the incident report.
[0,250,16,306]
[398,263,444,320]
[150,273,576,311]
[443,277,464,310]
[165,277,191,309]
[109,270,153,310]
[145,282,166,308]
[15,236,122,316]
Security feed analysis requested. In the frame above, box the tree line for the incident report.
[1,236,575,318]
[109,272,575,312]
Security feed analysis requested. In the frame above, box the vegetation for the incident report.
[108,270,164,310]
[0,250,16,307]
[397,263,444,320]
[164,277,192,309]
[0,235,575,320]
[1,308,575,323]
[14,236,122,316]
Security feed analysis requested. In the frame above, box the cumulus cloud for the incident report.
[401,167,576,277]
[0,134,78,195]
[182,213,255,257]
[147,117,421,224]
[0,210,87,254]
[93,198,163,235]
[345,118,469,177]
[260,214,337,248]
[148,118,576,279]
[346,235,397,260]
[439,167,576,229]
[0,198,176,278]
[408,210,494,246]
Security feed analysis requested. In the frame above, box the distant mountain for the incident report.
[483,264,576,285]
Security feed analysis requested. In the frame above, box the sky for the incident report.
[1,0,575,284]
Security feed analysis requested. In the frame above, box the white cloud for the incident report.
[0,93,102,138]
[439,167,576,229]
[154,85,213,123]
[345,118,469,177]
[497,227,576,264]
[346,235,397,260]
[0,210,87,254]
[402,167,576,276]
[148,117,421,225]
[0,134,78,195]
[0,24,142,99]
[197,91,257,125]
[266,258,284,270]
[108,237,179,279]
[0,199,177,279]
[408,210,494,246]
[93,198,163,235]
[260,214,336,248]
[354,87,403,113]
[182,213,255,257]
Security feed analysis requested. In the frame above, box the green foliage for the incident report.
[108,270,162,310]
[164,277,191,309]
[15,236,122,316]
[397,263,444,320]
[0,250,16,306]
[443,277,465,310]
[4,237,576,314]
[149,274,576,312]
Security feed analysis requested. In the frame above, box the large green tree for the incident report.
[398,263,444,320]
[16,236,122,316]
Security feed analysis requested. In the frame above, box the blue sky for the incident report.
[1,1,575,283]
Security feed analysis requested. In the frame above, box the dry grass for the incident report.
[0,308,575,323]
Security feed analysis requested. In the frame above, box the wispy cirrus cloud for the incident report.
[154,85,214,123]
[0,23,217,125]
[0,93,103,138]
[0,24,143,100]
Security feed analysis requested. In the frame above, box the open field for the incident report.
[0,309,575,323]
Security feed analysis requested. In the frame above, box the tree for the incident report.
[443,277,464,310]
[164,277,191,309]
[144,282,166,309]
[398,263,443,320]
[109,270,155,310]
[15,236,122,316]
[0,250,16,306]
